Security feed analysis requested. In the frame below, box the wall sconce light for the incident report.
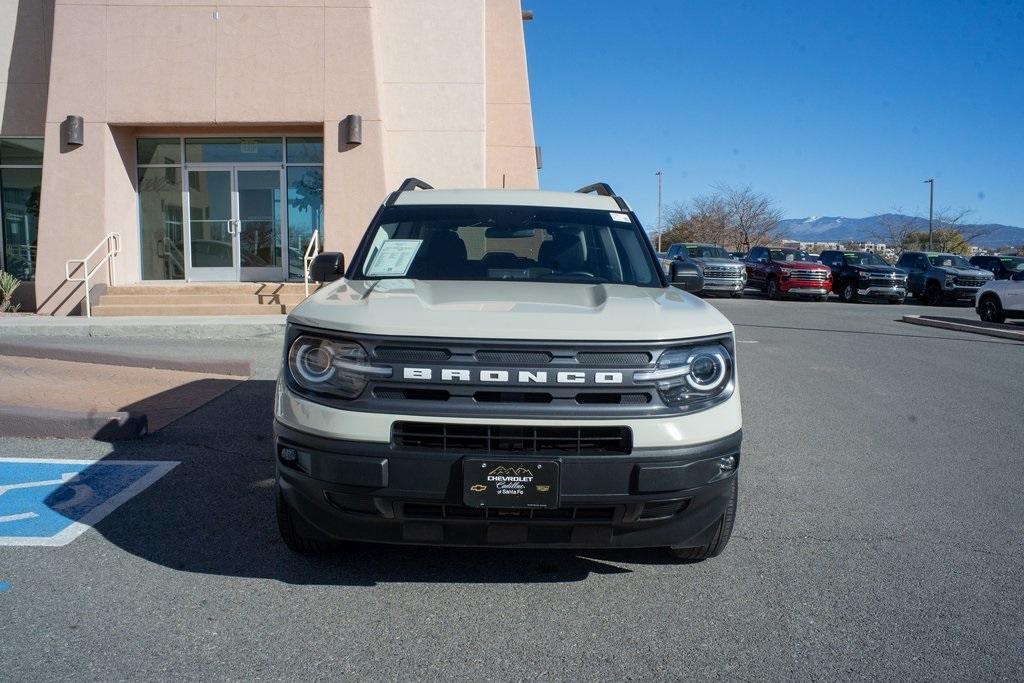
[343,114,362,146]
[62,115,84,146]
[535,145,543,170]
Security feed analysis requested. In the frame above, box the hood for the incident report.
[288,279,734,341]
[772,260,829,270]
[852,264,905,276]
[932,265,992,278]
[695,257,744,268]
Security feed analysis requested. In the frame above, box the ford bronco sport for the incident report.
[275,180,741,561]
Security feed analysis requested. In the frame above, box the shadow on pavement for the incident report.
[53,379,673,585]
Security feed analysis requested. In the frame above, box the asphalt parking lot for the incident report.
[1,297,1022,680]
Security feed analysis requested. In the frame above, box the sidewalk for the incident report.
[0,315,286,339]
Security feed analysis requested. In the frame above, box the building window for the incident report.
[136,136,323,281]
[0,138,44,280]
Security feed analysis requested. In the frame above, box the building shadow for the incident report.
[47,378,652,585]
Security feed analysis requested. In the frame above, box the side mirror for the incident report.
[310,252,345,282]
[758,257,768,264]
[670,260,704,293]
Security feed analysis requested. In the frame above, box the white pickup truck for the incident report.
[274,180,742,561]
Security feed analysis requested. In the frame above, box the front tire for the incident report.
[668,476,738,561]
[978,295,1006,324]
[924,281,944,306]
[840,282,857,303]
[277,485,338,554]
[766,277,780,300]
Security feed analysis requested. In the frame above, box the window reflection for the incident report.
[1,168,42,280]
[138,167,184,280]
[287,166,324,279]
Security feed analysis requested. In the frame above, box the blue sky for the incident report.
[524,1,1024,229]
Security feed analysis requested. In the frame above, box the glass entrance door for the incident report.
[236,169,283,281]
[187,168,236,281]
[186,166,285,282]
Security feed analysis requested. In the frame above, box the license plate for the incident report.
[463,458,560,509]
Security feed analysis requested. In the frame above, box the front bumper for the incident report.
[702,277,745,292]
[782,284,829,296]
[857,285,906,299]
[945,286,983,300]
[274,421,741,549]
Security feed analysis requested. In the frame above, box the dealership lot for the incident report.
[0,298,1021,680]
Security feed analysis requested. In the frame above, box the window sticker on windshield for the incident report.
[365,239,423,277]
[610,212,631,223]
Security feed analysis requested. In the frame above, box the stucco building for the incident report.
[0,0,538,314]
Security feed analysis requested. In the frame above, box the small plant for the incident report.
[0,270,22,313]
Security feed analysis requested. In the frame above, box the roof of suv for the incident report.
[390,188,625,211]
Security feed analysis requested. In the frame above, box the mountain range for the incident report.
[778,214,1024,248]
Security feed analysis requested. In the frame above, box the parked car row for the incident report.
[660,244,1024,319]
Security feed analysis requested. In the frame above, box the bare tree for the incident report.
[660,194,730,246]
[719,185,785,251]
[871,210,920,257]
[873,207,989,256]
[656,186,783,252]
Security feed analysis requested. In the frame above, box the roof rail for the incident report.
[385,177,434,206]
[576,182,629,211]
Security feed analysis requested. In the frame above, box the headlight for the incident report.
[287,335,391,398]
[779,268,792,276]
[944,274,956,287]
[633,344,734,411]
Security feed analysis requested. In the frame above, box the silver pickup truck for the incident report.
[662,243,747,297]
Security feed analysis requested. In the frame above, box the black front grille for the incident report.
[374,346,451,362]
[392,422,632,455]
[575,351,651,366]
[954,277,986,288]
[475,350,553,365]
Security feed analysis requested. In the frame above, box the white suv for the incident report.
[274,179,742,561]
[976,269,1024,324]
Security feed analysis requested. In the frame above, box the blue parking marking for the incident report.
[0,458,178,547]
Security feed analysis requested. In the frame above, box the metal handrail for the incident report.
[65,232,121,317]
[303,230,321,297]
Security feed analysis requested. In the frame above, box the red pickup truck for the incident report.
[744,246,832,300]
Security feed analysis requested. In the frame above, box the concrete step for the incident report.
[96,293,308,306]
[106,283,309,296]
[92,303,292,317]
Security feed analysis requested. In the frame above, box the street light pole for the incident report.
[924,178,934,250]
[655,170,663,252]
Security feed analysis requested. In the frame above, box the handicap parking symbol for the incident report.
[0,458,178,546]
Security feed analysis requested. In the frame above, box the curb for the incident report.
[0,341,251,377]
[901,315,1024,341]
[0,405,148,441]
[0,316,286,340]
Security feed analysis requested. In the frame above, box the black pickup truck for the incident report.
[819,250,907,303]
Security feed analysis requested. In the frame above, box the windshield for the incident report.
[998,257,1024,271]
[770,248,816,263]
[928,254,972,268]
[843,252,890,266]
[352,205,660,286]
[686,245,730,259]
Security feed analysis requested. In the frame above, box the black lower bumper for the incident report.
[274,422,741,549]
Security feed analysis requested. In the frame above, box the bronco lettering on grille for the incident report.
[402,368,625,384]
